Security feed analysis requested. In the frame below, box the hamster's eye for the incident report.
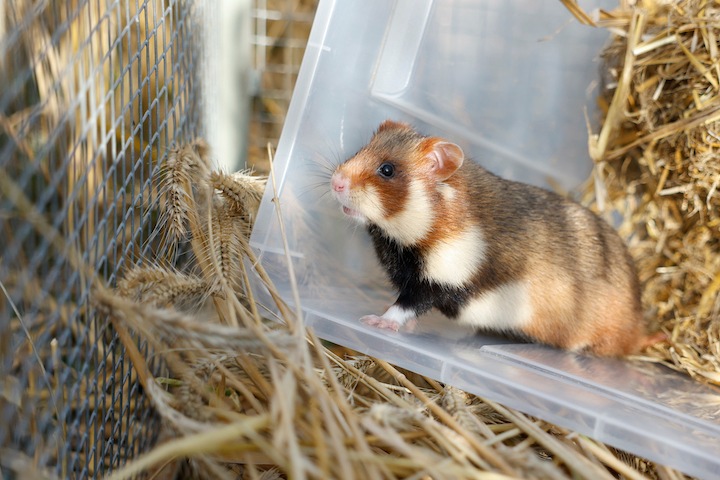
[377,162,395,178]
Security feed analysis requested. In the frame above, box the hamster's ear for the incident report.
[423,139,464,181]
[377,119,412,133]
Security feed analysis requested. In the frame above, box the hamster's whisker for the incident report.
[311,156,339,176]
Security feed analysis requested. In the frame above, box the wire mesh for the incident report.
[0,0,206,477]
[249,0,318,171]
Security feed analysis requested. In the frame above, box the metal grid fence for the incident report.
[0,0,206,477]
[249,0,317,170]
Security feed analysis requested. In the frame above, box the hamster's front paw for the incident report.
[361,314,402,331]
[360,306,418,332]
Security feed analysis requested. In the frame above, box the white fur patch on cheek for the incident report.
[355,184,386,223]
[423,225,486,286]
[458,281,533,332]
[376,179,434,246]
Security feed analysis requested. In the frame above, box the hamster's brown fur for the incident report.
[331,120,664,356]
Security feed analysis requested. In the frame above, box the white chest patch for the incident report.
[375,179,434,246]
[422,225,486,286]
[457,281,533,332]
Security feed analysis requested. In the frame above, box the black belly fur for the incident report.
[367,225,472,318]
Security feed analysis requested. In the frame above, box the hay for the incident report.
[80,140,691,479]
[571,0,720,385]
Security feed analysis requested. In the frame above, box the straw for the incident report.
[579,0,720,385]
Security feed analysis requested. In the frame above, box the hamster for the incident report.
[330,120,664,357]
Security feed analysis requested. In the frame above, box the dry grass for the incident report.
[73,140,689,479]
[568,0,720,385]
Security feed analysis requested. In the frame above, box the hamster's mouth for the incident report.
[341,205,366,222]
[332,188,366,222]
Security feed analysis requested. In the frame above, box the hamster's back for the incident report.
[458,161,646,355]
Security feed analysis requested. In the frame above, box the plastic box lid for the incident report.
[249,1,720,477]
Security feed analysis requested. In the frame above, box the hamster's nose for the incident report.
[331,173,348,193]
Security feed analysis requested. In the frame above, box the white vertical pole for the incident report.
[203,0,252,171]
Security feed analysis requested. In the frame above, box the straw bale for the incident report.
[576,0,720,384]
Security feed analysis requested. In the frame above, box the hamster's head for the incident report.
[331,120,464,245]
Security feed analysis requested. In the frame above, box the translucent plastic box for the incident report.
[249,1,720,477]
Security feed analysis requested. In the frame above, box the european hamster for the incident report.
[330,120,663,356]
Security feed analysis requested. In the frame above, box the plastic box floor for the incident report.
[249,1,720,477]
